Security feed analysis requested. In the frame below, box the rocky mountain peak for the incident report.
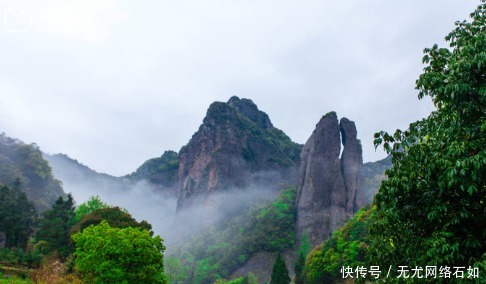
[175,97,301,235]
[227,96,273,129]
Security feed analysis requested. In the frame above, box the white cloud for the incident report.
[0,0,479,175]
[4,0,129,44]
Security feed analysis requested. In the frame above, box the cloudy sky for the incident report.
[0,0,478,176]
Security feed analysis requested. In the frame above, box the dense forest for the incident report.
[1,1,485,283]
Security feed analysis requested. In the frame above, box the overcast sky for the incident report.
[0,0,478,176]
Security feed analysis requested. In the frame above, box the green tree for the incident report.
[298,232,311,258]
[370,1,485,279]
[270,253,290,284]
[74,195,108,222]
[165,257,187,283]
[72,220,168,284]
[0,182,37,248]
[294,252,305,284]
[35,194,76,258]
[70,206,152,236]
[247,272,258,284]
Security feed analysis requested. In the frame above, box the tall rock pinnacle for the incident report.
[296,112,362,247]
[340,118,363,212]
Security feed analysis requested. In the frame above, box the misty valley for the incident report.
[0,2,485,283]
[0,97,390,283]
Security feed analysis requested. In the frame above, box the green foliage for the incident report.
[0,183,37,248]
[128,150,179,187]
[246,272,258,284]
[73,195,108,222]
[303,206,373,284]
[199,101,301,168]
[172,186,297,283]
[193,257,223,284]
[252,187,297,251]
[72,221,168,284]
[370,2,486,279]
[0,134,64,211]
[35,194,76,259]
[294,252,305,284]
[298,232,311,258]
[165,257,188,283]
[270,253,290,284]
[213,273,257,284]
[71,206,153,236]
[0,247,43,268]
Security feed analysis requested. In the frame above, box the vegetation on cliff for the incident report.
[181,98,301,170]
[127,150,179,189]
[303,206,373,283]
[172,186,297,283]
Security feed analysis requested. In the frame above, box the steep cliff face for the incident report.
[340,117,363,212]
[176,96,301,229]
[296,113,363,247]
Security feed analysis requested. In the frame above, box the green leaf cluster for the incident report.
[165,257,188,283]
[270,253,290,284]
[0,247,43,268]
[293,252,305,284]
[71,206,153,236]
[127,151,179,187]
[72,221,168,284]
[73,195,109,222]
[370,1,486,280]
[35,194,76,259]
[213,272,258,284]
[0,183,37,248]
[304,206,373,284]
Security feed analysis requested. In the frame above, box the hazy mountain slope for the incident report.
[0,133,65,211]
[43,152,179,240]
[43,153,126,196]
[125,150,179,196]
[360,155,392,204]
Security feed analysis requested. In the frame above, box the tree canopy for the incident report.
[72,221,168,284]
[74,195,109,222]
[0,182,37,248]
[70,206,153,236]
[370,0,485,277]
[35,194,76,258]
[303,206,373,284]
[270,253,290,284]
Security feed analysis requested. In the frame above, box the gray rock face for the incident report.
[296,112,362,247]
[227,96,273,130]
[175,97,301,234]
[340,117,363,212]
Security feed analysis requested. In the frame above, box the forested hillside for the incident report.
[0,133,64,211]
